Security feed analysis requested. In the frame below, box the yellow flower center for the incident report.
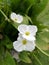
[22,39,27,45]
[25,32,30,36]
[14,18,17,21]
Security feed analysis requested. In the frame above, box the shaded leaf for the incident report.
[19,51,32,63]
[1,35,13,49]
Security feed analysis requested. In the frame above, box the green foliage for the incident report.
[37,1,49,26]
[4,51,16,65]
[0,0,49,65]
[19,51,32,63]
[0,35,13,49]
[0,46,16,65]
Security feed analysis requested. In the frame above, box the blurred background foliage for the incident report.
[0,0,49,65]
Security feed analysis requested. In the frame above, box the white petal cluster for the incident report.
[13,24,38,52]
[13,34,35,52]
[10,12,23,23]
[18,24,37,41]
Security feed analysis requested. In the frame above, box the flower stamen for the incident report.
[22,39,27,45]
[14,18,17,21]
[25,32,30,36]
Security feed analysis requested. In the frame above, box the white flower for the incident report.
[13,34,35,52]
[10,12,23,23]
[18,24,38,41]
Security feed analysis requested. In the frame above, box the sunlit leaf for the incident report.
[37,1,49,26]
[4,51,16,65]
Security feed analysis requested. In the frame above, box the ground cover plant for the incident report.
[0,0,49,65]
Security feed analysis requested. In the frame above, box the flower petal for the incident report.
[13,34,36,52]
[25,41,36,51]
[10,12,17,21]
[16,14,23,23]
[17,33,23,41]
[18,24,28,34]
[28,25,38,36]
[13,41,25,52]
[23,34,36,41]
[10,12,23,23]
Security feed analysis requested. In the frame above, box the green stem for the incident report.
[0,9,10,22]
[33,53,42,65]
[26,4,33,14]
[25,14,33,24]
[36,45,49,57]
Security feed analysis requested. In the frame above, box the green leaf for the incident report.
[11,0,20,11]
[37,1,49,26]
[1,35,13,49]
[30,49,49,65]
[36,29,49,55]
[0,0,11,15]
[0,46,5,65]
[26,0,37,14]
[0,46,16,65]
[4,51,16,65]
[0,56,4,65]
[0,42,16,65]
[36,31,49,54]
[31,0,48,17]
[19,49,49,65]
[27,0,37,5]
[35,1,49,56]
[19,51,32,63]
